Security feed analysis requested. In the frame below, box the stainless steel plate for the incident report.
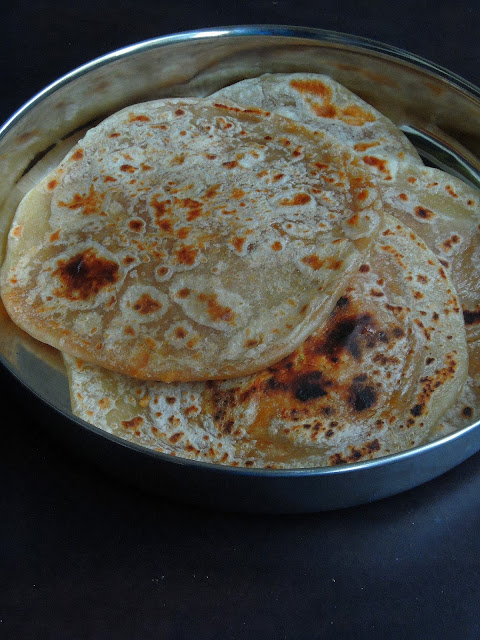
[1,25,480,513]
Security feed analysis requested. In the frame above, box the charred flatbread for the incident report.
[64,216,468,467]
[0,98,383,382]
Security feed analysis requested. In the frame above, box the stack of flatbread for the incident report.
[1,73,478,468]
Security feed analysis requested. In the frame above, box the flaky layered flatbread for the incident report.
[65,216,468,467]
[1,98,382,382]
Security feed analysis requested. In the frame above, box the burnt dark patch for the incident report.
[336,296,350,308]
[462,406,474,419]
[464,308,480,326]
[415,205,435,219]
[223,420,234,435]
[329,438,380,465]
[317,313,374,360]
[53,249,119,301]
[293,371,328,402]
[392,326,406,339]
[410,404,424,417]
[266,376,287,391]
[349,378,377,412]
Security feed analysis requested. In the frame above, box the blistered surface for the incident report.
[1,98,382,382]
[65,216,467,468]
[212,73,421,182]
[381,165,480,343]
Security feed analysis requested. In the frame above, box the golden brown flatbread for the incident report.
[0,98,383,382]
[64,216,468,467]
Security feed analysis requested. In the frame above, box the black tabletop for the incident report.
[2,2,480,639]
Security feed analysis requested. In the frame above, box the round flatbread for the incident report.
[211,72,422,181]
[1,98,382,382]
[64,216,468,468]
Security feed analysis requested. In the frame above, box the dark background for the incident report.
[1,1,480,639]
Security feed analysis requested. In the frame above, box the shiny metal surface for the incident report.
[1,25,480,512]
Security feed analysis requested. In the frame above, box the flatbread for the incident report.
[0,98,383,382]
[433,341,480,439]
[211,73,422,181]
[212,73,480,440]
[65,216,468,468]
[380,165,480,343]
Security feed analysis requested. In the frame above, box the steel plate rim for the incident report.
[1,24,480,143]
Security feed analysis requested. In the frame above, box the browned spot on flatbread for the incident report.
[53,249,119,301]
[363,156,388,174]
[340,105,376,126]
[128,219,143,232]
[231,236,246,252]
[313,104,337,118]
[290,78,332,98]
[120,164,137,173]
[150,196,171,221]
[302,254,324,270]
[290,79,376,127]
[175,245,198,266]
[280,193,311,206]
[197,293,235,323]
[354,141,380,152]
[121,416,144,429]
[175,326,187,339]
[214,103,270,116]
[174,197,203,221]
[415,206,435,220]
[132,294,162,315]
[204,184,221,199]
[442,235,460,251]
[157,219,173,233]
[329,439,381,465]
[58,185,104,215]
[129,113,151,122]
